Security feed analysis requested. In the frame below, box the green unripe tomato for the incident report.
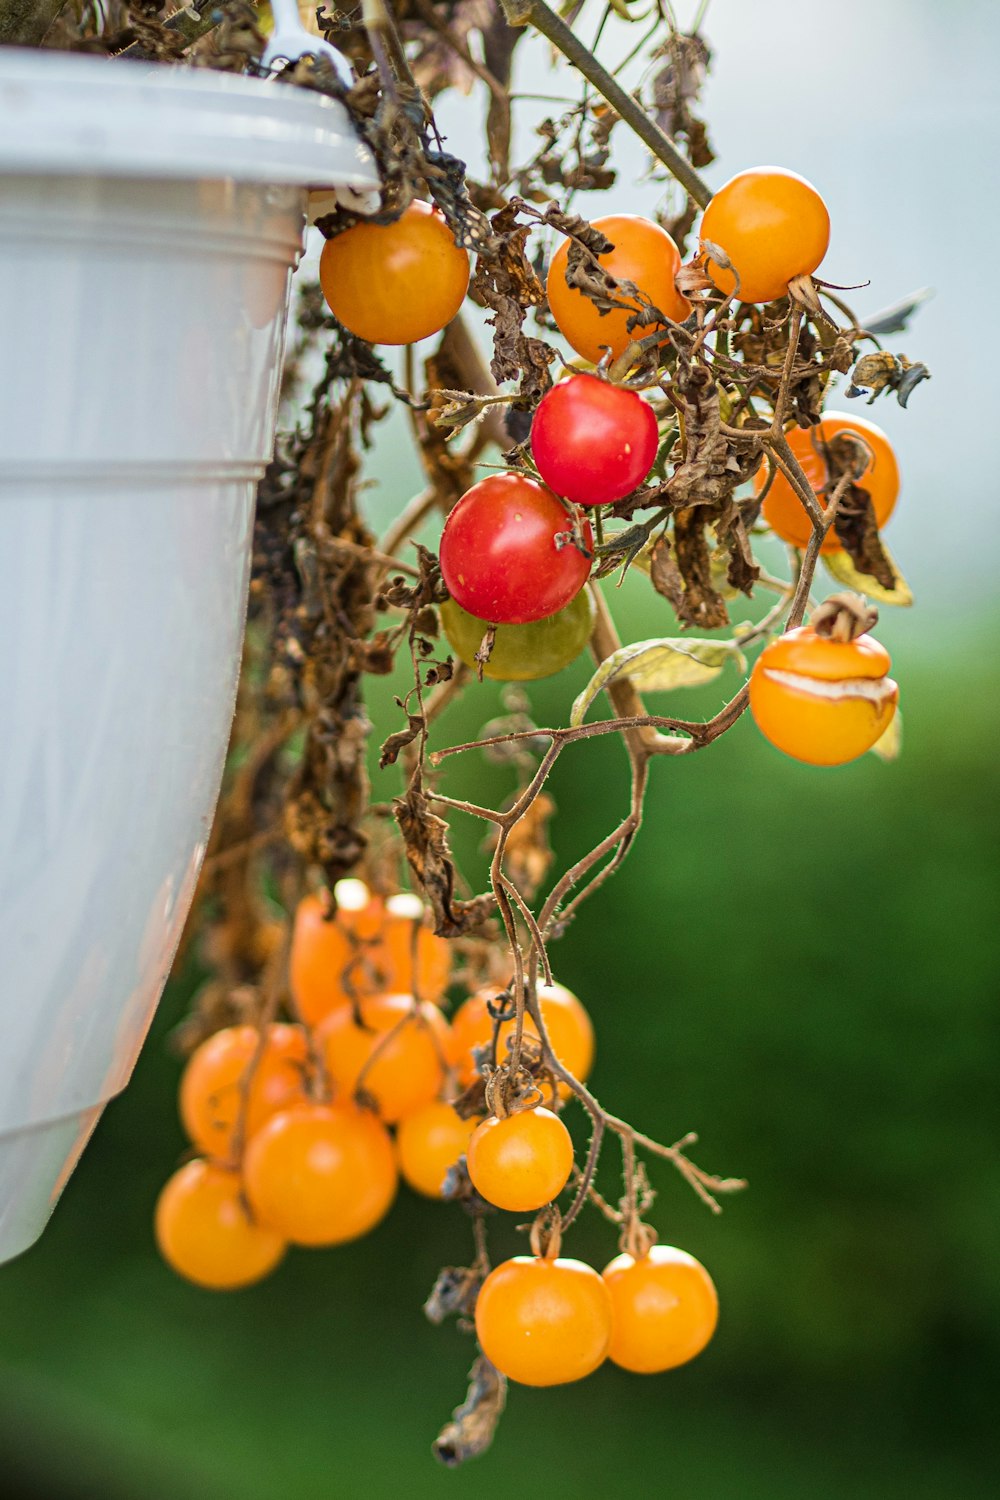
[440,590,594,682]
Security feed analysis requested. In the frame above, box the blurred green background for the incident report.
[2,608,996,1500]
[3,0,998,1495]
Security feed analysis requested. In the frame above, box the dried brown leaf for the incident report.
[394,786,496,936]
[432,1356,507,1468]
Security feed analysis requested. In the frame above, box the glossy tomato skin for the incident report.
[155,1160,286,1290]
[319,201,470,346]
[439,473,593,624]
[546,215,689,365]
[754,412,900,553]
[531,374,659,507]
[466,1106,574,1213]
[440,590,594,682]
[602,1245,719,1373]
[475,1255,612,1386]
[700,167,830,304]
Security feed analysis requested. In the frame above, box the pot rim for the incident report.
[0,48,379,190]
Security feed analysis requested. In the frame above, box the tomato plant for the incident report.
[318,200,470,346]
[440,590,594,681]
[755,411,900,552]
[243,1104,398,1247]
[317,992,451,1123]
[603,1245,719,1374]
[749,609,899,766]
[546,214,689,364]
[466,1105,574,1212]
[179,1023,309,1163]
[439,472,593,624]
[531,373,659,506]
[155,1160,286,1291]
[475,1253,613,1387]
[396,1102,479,1200]
[140,0,930,1466]
[700,166,830,303]
[447,983,595,1092]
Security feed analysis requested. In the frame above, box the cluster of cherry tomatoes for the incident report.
[316,165,901,768]
[156,878,719,1385]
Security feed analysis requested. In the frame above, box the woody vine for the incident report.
[32,0,929,1466]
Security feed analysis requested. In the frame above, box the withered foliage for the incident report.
[432,1356,507,1467]
[395,785,497,936]
[470,203,554,402]
[98,1,930,1468]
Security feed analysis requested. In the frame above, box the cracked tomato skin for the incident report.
[440,590,594,682]
[531,374,659,507]
[749,625,898,766]
[754,412,900,552]
[318,200,469,346]
[546,215,690,365]
[439,473,593,624]
[700,166,830,304]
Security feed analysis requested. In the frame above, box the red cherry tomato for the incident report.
[439,473,593,625]
[531,374,659,507]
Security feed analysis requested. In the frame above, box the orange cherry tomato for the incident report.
[700,166,830,303]
[289,883,384,1026]
[319,200,470,346]
[380,893,452,1003]
[749,623,899,766]
[179,1023,310,1163]
[475,1255,612,1386]
[395,1100,478,1199]
[448,982,594,1093]
[155,1159,285,1290]
[466,1106,574,1212]
[602,1244,719,1373]
[243,1103,397,1246]
[317,993,451,1124]
[754,412,900,552]
[546,215,690,365]
[290,884,450,1025]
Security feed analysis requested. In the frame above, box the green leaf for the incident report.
[570,638,745,726]
[823,548,914,606]
[870,708,902,762]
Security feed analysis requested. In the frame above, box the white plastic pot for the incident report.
[0,50,378,1262]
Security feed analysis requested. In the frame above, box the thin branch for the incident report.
[498,0,713,208]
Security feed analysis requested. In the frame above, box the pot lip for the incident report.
[0,48,379,190]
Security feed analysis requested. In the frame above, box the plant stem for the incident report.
[498,0,713,208]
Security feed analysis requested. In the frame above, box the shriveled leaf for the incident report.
[471,202,554,402]
[831,481,896,590]
[424,1264,482,1326]
[378,712,424,769]
[433,1356,507,1468]
[571,637,744,726]
[394,785,496,936]
[823,548,914,606]
[870,708,902,762]
[653,518,730,630]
